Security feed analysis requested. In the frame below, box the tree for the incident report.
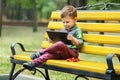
[0,0,2,37]
[67,0,87,9]
[32,0,37,32]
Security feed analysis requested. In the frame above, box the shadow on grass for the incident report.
[0,74,44,80]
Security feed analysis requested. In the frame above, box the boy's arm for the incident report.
[67,34,80,47]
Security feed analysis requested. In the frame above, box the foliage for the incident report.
[3,0,120,20]
[87,0,120,10]
[36,0,57,19]
[36,0,67,19]
[3,0,67,20]
[4,0,33,9]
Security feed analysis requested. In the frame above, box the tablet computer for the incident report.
[47,30,72,45]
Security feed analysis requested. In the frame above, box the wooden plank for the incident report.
[14,54,31,62]
[48,22,120,32]
[84,34,120,45]
[45,33,120,45]
[41,41,120,56]
[51,11,120,20]
[13,54,120,75]
[80,45,120,55]
[45,60,120,74]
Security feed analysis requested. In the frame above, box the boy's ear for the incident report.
[74,17,77,21]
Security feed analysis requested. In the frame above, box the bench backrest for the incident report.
[51,11,120,20]
[45,11,120,56]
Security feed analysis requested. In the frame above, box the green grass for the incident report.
[0,26,47,73]
[0,25,106,80]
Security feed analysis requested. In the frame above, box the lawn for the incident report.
[0,26,47,73]
[0,25,104,80]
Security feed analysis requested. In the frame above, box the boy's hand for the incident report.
[67,34,73,41]
[67,34,80,47]
[48,37,54,43]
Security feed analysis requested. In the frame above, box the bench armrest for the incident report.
[10,42,36,56]
[106,53,120,74]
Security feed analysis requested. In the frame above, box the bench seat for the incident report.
[13,54,120,75]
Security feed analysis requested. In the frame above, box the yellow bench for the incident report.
[8,11,120,80]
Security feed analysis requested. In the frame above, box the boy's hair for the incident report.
[61,5,77,19]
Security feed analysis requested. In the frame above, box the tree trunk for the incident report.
[0,0,2,37]
[32,0,37,32]
[67,0,87,9]
[16,0,22,20]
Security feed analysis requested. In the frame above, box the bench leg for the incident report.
[12,68,26,80]
[45,69,50,80]
[9,67,50,80]
[34,68,50,80]
[8,63,16,80]
[75,75,89,80]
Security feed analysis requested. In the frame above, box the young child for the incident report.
[23,5,83,70]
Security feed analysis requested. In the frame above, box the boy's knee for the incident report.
[56,41,64,45]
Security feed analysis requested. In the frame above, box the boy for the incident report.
[23,5,83,70]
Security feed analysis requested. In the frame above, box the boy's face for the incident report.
[62,15,77,30]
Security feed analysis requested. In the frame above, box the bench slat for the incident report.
[41,41,120,55]
[81,45,120,55]
[14,54,31,61]
[45,60,120,75]
[45,33,120,45]
[48,22,120,32]
[84,34,120,45]
[48,21,63,30]
[13,55,120,75]
[41,41,53,48]
[51,11,120,20]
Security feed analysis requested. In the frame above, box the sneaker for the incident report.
[23,62,35,70]
[30,51,41,60]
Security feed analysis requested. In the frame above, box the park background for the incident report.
[0,0,120,80]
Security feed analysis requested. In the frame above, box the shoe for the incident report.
[30,51,41,60]
[23,62,35,70]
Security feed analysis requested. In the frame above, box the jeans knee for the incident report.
[57,41,64,45]
[52,41,64,48]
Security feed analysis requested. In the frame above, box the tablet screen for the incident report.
[47,31,72,45]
